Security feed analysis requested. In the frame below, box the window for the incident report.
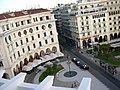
[10,23,14,28]
[44,32,46,37]
[24,30,27,35]
[118,16,120,19]
[114,22,116,24]
[98,19,100,22]
[51,38,54,42]
[88,32,90,35]
[15,22,20,27]
[6,24,9,30]
[103,18,105,21]
[33,44,36,48]
[83,33,85,36]
[22,48,25,53]
[48,24,52,28]
[81,22,84,25]
[82,27,84,31]
[109,23,112,25]
[93,20,96,23]
[42,25,46,30]
[40,17,43,21]
[5,37,8,44]
[26,38,28,42]
[114,17,116,20]
[95,31,97,34]
[86,16,88,19]
[87,26,89,30]
[50,31,53,35]
[45,40,48,44]
[33,17,38,22]
[38,34,40,38]
[99,30,101,33]
[36,26,39,30]
[31,36,34,40]
[114,27,116,29]
[110,28,112,30]
[13,54,16,59]
[104,29,106,32]
[103,24,106,27]
[16,42,18,47]
[28,46,30,51]
[13,33,16,38]
[8,35,11,41]
[21,21,25,25]
[20,40,23,45]
[39,41,42,46]
[18,51,20,57]
[27,19,31,24]
[2,26,5,31]
[109,17,111,20]
[46,16,50,20]
[29,28,33,33]
[18,32,21,37]
[86,21,88,24]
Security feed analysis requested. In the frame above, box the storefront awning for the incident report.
[49,53,57,59]
[27,62,37,68]
[55,52,64,57]
[22,65,33,71]
[111,43,120,48]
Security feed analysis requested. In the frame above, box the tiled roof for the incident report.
[0,8,50,20]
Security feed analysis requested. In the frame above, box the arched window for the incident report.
[18,32,21,37]
[8,35,11,41]
[29,28,33,33]
[23,30,27,35]
[5,37,8,44]
[42,25,46,30]
[48,24,52,28]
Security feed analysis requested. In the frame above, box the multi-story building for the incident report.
[53,0,120,49]
[0,8,61,78]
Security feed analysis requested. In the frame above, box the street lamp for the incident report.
[67,55,71,75]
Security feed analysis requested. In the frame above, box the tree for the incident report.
[100,44,110,53]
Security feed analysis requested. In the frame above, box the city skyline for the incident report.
[0,0,76,13]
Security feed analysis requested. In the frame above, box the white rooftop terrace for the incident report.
[0,70,91,90]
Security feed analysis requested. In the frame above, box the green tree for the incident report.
[100,44,110,53]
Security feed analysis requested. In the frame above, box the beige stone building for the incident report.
[0,8,61,78]
[53,0,120,49]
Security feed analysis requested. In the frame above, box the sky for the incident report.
[0,0,77,13]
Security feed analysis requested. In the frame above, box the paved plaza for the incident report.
[33,60,109,90]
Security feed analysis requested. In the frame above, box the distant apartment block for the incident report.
[53,0,120,49]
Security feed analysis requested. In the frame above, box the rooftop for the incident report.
[0,8,50,20]
[0,70,91,90]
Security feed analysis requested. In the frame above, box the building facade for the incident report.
[53,0,120,49]
[0,8,60,78]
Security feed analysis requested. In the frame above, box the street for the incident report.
[64,44,120,90]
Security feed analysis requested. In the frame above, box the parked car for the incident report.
[72,57,77,62]
[80,64,89,70]
[72,58,80,64]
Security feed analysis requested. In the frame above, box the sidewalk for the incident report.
[77,48,120,76]
[33,68,46,84]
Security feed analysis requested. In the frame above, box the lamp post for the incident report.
[67,55,71,75]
